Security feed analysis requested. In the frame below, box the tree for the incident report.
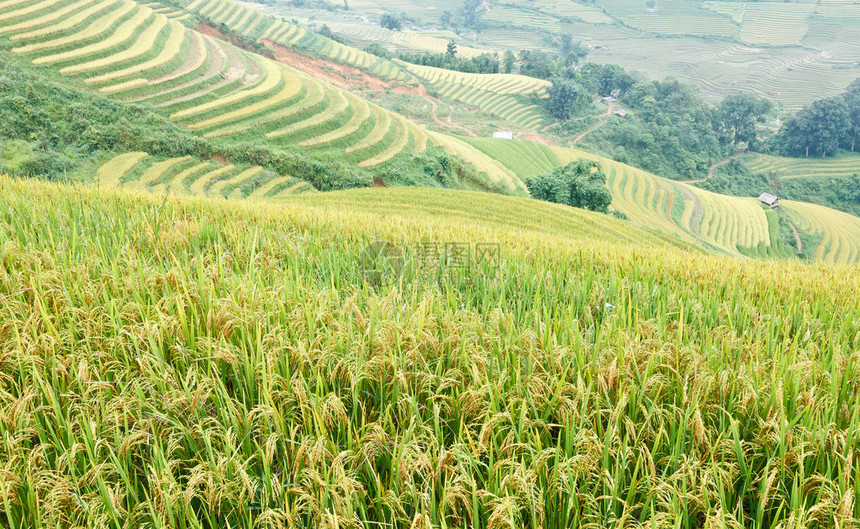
[778,96,850,157]
[718,93,773,150]
[525,160,612,213]
[446,40,458,58]
[457,0,484,31]
[598,64,635,97]
[558,33,588,66]
[440,10,453,27]
[502,50,516,74]
[379,14,402,30]
[519,50,556,80]
[546,77,590,120]
[843,78,860,151]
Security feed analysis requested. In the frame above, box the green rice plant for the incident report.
[170,56,281,120]
[125,155,191,191]
[0,0,100,36]
[27,4,147,64]
[356,120,410,168]
[151,161,213,195]
[186,70,302,130]
[265,88,349,139]
[188,163,235,195]
[245,175,301,199]
[208,166,263,197]
[0,0,70,24]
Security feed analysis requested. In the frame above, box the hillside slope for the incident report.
[0,0,525,193]
[464,137,860,264]
[1,173,858,527]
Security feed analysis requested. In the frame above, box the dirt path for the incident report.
[572,102,614,145]
[677,185,704,236]
[682,151,746,184]
[787,221,803,253]
[406,71,478,137]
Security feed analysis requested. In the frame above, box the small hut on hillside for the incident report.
[758,192,780,208]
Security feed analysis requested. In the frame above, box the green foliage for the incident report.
[597,64,636,97]
[771,79,860,158]
[391,49,500,74]
[775,96,851,158]
[518,49,557,79]
[546,77,590,120]
[718,93,773,150]
[526,160,612,212]
[379,13,402,31]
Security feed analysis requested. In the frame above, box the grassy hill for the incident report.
[1,173,858,527]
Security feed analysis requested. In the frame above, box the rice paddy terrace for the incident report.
[0,0,528,193]
[463,137,860,265]
[174,0,414,83]
[97,151,316,199]
[745,152,860,181]
[400,62,550,131]
[267,0,860,111]
[158,0,551,131]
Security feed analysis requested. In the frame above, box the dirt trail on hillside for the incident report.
[682,151,746,184]
[572,101,614,145]
[788,221,803,253]
[263,38,410,93]
[677,184,704,236]
[404,71,478,137]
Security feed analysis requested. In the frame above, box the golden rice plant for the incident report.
[0,174,857,528]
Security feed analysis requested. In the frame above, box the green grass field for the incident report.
[1,173,858,527]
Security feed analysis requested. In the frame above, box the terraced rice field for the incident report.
[597,0,739,37]
[527,0,614,24]
[739,2,815,45]
[484,5,561,32]
[702,1,745,24]
[178,0,413,83]
[0,0,523,188]
[393,31,487,59]
[464,138,820,260]
[784,200,860,265]
[98,152,314,198]
[404,62,549,130]
[745,153,860,180]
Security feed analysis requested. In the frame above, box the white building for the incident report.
[492,131,514,140]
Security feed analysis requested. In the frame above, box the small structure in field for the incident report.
[758,192,780,208]
[493,131,514,140]
[614,110,629,119]
[601,96,616,103]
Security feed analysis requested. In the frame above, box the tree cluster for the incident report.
[773,80,860,158]
[440,0,485,33]
[366,44,501,74]
[525,160,613,213]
